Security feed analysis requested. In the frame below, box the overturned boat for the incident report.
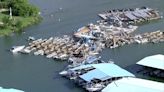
[10,45,25,53]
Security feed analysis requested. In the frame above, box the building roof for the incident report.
[78,63,135,82]
[0,87,24,92]
[102,77,164,92]
[137,54,164,70]
[124,12,138,20]
[80,69,108,82]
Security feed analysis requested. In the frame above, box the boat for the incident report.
[20,48,31,54]
[28,36,35,41]
[85,83,105,92]
[10,45,25,53]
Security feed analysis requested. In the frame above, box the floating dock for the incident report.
[24,35,101,60]
[98,7,161,24]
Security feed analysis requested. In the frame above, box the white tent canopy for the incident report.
[137,54,164,70]
[102,77,164,92]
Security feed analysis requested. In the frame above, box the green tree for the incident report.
[8,0,39,17]
[2,16,10,27]
[15,20,23,30]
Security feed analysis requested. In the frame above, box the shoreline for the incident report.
[0,0,42,36]
[0,15,42,36]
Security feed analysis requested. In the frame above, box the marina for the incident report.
[8,6,164,92]
[19,30,164,61]
[23,35,101,61]
[0,0,164,92]
[59,54,164,92]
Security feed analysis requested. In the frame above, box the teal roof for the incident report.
[137,54,164,70]
[79,63,135,82]
[92,63,134,77]
[79,69,108,82]
[0,87,24,92]
[102,77,164,92]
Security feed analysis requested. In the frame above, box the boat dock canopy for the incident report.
[0,87,24,92]
[137,54,164,70]
[79,63,135,82]
[102,77,164,92]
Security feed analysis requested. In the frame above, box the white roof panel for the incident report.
[102,77,164,92]
[137,54,164,70]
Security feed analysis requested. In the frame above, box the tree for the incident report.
[8,0,39,17]
[2,16,10,27]
[15,20,23,30]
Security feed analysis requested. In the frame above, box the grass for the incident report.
[0,13,41,36]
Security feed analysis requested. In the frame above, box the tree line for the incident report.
[0,0,39,17]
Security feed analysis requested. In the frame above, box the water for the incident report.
[0,0,164,92]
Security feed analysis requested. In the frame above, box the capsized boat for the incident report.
[10,45,25,53]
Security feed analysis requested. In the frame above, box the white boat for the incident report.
[59,70,68,76]
[85,83,105,92]
[28,36,35,41]
[20,48,31,54]
[10,45,25,53]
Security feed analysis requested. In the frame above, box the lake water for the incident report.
[0,0,164,92]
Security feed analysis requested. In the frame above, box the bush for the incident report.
[2,16,9,27]
[15,20,23,30]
